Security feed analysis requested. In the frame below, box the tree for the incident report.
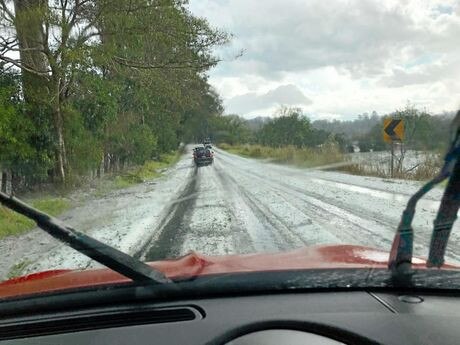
[258,107,313,148]
[0,0,229,183]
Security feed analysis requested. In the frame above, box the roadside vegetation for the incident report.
[220,142,344,168]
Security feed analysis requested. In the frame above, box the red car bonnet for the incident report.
[0,245,456,299]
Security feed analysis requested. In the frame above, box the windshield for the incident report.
[1,0,460,298]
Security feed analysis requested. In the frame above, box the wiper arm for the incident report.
[389,111,460,277]
[427,156,460,267]
[0,192,172,284]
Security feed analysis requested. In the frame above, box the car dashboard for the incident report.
[1,289,459,345]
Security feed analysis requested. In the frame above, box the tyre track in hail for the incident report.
[140,166,199,261]
[204,164,256,254]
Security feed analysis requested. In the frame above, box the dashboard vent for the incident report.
[0,306,199,340]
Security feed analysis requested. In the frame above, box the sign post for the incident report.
[383,118,404,178]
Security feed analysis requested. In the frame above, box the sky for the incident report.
[189,0,460,120]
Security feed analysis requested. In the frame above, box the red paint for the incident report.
[0,270,69,286]
[0,245,457,299]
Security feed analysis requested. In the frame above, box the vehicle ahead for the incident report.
[193,146,213,166]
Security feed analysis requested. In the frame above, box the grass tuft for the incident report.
[7,259,32,279]
[112,152,181,189]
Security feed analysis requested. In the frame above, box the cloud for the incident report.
[224,84,312,115]
[194,0,424,76]
[189,0,460,118]
[380,56,460,88]
[380,68,441,88]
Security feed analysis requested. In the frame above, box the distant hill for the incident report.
[312,115,381,138]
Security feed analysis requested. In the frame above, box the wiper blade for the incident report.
[389,111,460,277]
[0,192,172,284]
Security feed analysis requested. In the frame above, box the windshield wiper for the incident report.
[0,192,172,284]
[389,111,460,278]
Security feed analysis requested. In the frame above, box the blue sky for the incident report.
[189,0,460,120]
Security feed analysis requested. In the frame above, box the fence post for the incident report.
[1,171,6,193]
[390,142,394,178]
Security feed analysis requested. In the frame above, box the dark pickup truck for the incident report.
[193,147,213,166]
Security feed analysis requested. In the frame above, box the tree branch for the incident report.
[0,55,50,77]
[0,0,15,22]
[112,56,218,70]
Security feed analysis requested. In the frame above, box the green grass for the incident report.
[219,143,344,168]
[0,197,71,239]
[111,152,181,190]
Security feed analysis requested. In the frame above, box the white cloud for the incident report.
[189,0,460,119]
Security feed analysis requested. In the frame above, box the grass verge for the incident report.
[219,143,344,168]
[0,197,71,239]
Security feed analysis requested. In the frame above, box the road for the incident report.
[2,146,459,279]
[140,147,460,264]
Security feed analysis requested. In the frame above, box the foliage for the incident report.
[0,70,31,169]
[0,68,52,183]
[313,106,453,153]
[254,107,339,149]
[257,108,312,148]
[0,0,228,190]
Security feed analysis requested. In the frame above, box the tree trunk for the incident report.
[13,0,50,107]
[52,90,67,184]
